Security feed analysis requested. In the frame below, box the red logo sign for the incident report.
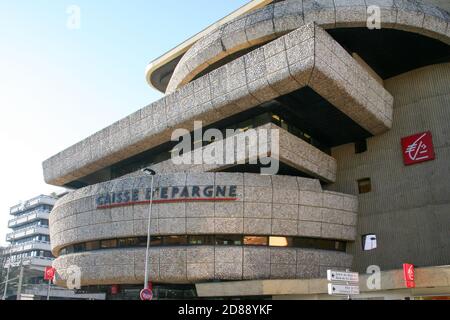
[140,288,153,301]
[44,267,56,281]
[111,285,120,295]
[401,132,435,166]
[403,264,416,289]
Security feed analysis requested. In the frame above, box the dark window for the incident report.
[73,243,85,253]
[188,236,214,245]
[150,237,163,246]
[101,239,118,249]
[355,140,368,154]
[163,236,187,246]
[293,238,346,252]
[58,235,348,256]
[215,235,242,246]
[118,238,139,248]
[85,241,100,251]
[358,178,372,194]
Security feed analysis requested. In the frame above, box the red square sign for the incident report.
[401,131,435,166]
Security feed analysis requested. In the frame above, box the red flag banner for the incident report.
[403,264,416,289]
[44,266,56,281]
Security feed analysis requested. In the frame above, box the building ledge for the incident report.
[195,265,450,298]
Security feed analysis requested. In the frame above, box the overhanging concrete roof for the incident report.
[43,23,394,187]
[145,0,274,93]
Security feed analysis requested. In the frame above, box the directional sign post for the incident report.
[328,284,360,296]
[327,269,360,299]
[44,267,56,301]
[327,270,359,283]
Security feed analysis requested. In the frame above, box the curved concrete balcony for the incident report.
[52,246,353,287]
[165,0,450,93]
[144,123,337,183]
[50,173,358,256]
[43,23,394,187]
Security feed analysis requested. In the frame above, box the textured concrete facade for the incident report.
[50,173,358,252]
[43,23,394,187]
[329,63,450,271]
[43,0,450,295]
[52,246,353,287]
[166,0,450,93]
[50,173,357,285]
[129,123,337,183]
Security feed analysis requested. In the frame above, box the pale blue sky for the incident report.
[0,0,249,245]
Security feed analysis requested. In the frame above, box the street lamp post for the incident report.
[2,248,13,300]
[142,168,156,290]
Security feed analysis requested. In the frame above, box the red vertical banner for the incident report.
[44,267,56,281]
[403,264,416,289]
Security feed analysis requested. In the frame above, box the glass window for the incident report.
[73,243,85,253]
[85,241,100,251]
[118,238,139,248]
[355,140,368,154]
[189,236,214,245]
[149,237,162,246]
[334,241,346,252]
[244,236,268,246]
[358,178,372,194]
[269,237,293,247]
[101,239,118,249]
[362,234,377,251]
[163,236,187,246]
[238,119,254,132]
[215,235,242,246]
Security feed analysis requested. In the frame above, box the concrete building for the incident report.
[42,0,450,300]
[6,195,56,270]
[2,195,105,300]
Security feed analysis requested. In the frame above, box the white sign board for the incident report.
[327,270,359,283]
[328,284,360,296]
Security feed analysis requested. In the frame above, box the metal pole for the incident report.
[144,174,155,290]
[47,279,51,301]
[2,246,13,300]
[16,263,24,300]
[2,264,10,300]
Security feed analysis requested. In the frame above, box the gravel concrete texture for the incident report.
[166,0,450,93]
[49,173,358,255]
[43,23,394,187]
[51,246,353,287]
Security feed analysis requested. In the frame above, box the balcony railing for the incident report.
[8,210,50,228]
[4,241,51,255]
[5,256,54,269]
[6,225,49,241]
[10,195,56,215]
